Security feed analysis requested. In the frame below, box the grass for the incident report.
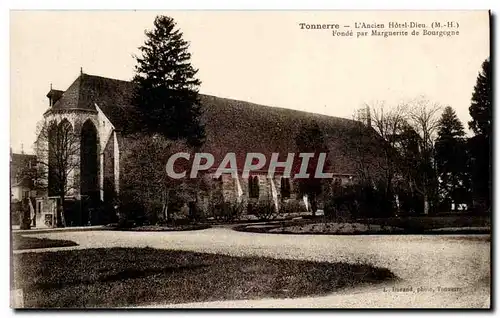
[13,247,395,308]
[12,234,78,251]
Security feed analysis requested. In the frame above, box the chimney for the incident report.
[356,106,370,127]
[365,105,371,127]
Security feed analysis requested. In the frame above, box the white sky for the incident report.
[10,10,490,154]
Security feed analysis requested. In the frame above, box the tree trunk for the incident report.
[162,188,170,222]
[386,175,394,216]
[423,194,429,215]
[58,194,66,227]
[20,199,31,230]
[311,194,317,216]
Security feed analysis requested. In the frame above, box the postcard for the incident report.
[10,10,491,309]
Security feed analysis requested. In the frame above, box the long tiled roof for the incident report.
[46,73,387,174]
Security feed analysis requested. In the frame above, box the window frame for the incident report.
[280,176,291,199]
[248,175,260,198]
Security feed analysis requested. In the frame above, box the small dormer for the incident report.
[46,85,64,107]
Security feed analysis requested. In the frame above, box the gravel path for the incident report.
[17,228,490,308]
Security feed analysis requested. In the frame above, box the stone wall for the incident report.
[102,133,115,202]
[42,110,101,199]
[202,172,304,215]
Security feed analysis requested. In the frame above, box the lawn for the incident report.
[13,247,395,308]
[12,234,78,250]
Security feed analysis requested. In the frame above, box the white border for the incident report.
[2,1,498,317]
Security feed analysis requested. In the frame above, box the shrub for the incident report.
[279,200,304,214]
[248,199,277,220]
[395,188,424,216]
[11,201,22,226]
[324,187,357,221]
[324,182,395,220]
[209,196,245,222]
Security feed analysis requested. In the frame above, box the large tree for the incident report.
[380,97,441,215]
[434,106,470,207]
[120,134,209,224]
[469,59,492,137]
[132,15,205,147]
[294,121,330,215]
[407,97,441,215]
[468,58,492,210]
[368,101,408,209]
[362,98,441,215]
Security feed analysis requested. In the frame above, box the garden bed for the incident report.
[235,216,491,235]
[12,234,78,250]
[268,222,405,235]
[105,224,212,232]
[13,247,396,308]
[235,222,404,235]
[357,216,491,234]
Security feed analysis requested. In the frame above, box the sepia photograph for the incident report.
[9,10,491,309]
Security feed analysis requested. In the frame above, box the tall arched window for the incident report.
[280,177,291,199]
[248,175,259,198]
[80,120,98,199]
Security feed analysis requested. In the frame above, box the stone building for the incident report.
[35,72,385,226]
[10,152,37,227]
[10,152,37,202]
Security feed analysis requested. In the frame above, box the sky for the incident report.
[10,10,490,154]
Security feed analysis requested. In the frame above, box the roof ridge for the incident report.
[199,94,356,123]
[81,72,133,84]
[52,72,357,124]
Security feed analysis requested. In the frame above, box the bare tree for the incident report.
[406,97,442,214]
[358,97,441,215]
[409,97,442,154]
[340,103,384,187]
[368,101,409,197]
[34,119,80,227]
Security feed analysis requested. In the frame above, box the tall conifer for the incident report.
[133,15,205,147]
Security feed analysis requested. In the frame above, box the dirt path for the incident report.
[17,228,490,308]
